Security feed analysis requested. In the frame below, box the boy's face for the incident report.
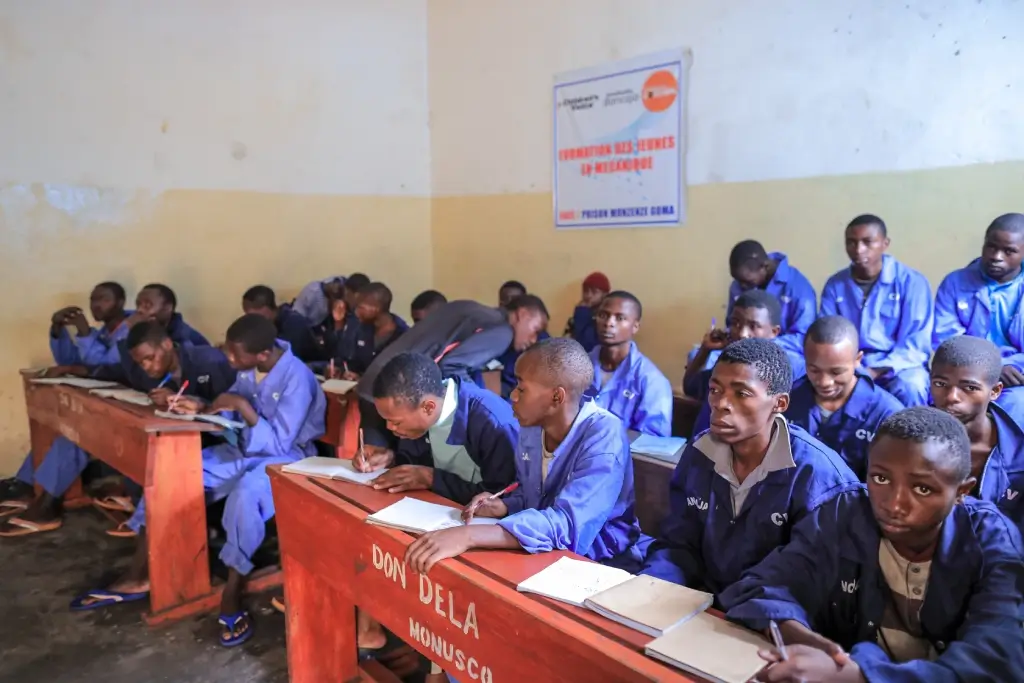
[411,307,429,324]
[129,339,175,378]
[509,309,548,352]
[707,362,789,445]
[804,338,862,403]
[354,294,380,324]
[930,362,1001,425]
[731,261,769,291]
[845,223,889,271]
[344,287,361,309]
[595,297,640,347]
[582,286,605,308]
[510,355,562,427]
[223,340,268,372]
[241,299,275,322]
[867,435,974,550]
[981,228,1024,282]
[90,286,123,322]
[374,395,441,440]
[499,286,525,308]
[729,306,780,341]
[136,288,174,326]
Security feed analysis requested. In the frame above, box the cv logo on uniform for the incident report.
[771,512,788,526]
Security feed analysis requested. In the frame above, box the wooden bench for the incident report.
[270,467,710,683]
[21,375,281,626]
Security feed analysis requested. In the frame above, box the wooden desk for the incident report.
[22,376,281,625]
[322,389,360,459]
[270,468,707,683]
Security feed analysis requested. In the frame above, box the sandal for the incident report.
[270,596,286,614]
[69,588,149,611]
[94,496,135,514]
[105,521,138,538]
[0,500,28,518]
[0,517,62,537]
[218,611,254,648]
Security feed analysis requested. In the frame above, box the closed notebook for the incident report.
[31,377,120,390]
[321,379,358,395]
[89,388,153,406]
[516,556,633,607]
[584,575,712,637]
[282,456,385,485]
[629,434,687,462]
[153,411,246,430]
[644,612,768,683]
[365,497,499,534]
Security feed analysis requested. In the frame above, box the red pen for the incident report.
[168,380,189,410]
[486,482,519,500]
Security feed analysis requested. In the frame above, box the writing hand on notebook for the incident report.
[166,396,204,415]
[772,620,848,665]
[353,445,394,473]
[148,387,177,409]
[461,492,508,523]
[405,527,473,574]
[371,465,433,494]
[757,644,860,683]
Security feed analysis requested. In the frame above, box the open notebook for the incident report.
[282,456,385,485]
[629,434,687,463]
[644,613,768,683]
[365,497,500,534]
[89,388,153,406]
[31,377,120,390]
[516,556,634,607]
[321,379,358,395]
[153,411,246,430]
[583,575,712,637]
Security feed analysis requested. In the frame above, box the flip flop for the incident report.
[69,588,150,612]
[0,500,28,518]
[94,496,135,514]
[270,596,285,614]
[105,521,138,538]
[0,517,62,537]
[218,611,254,648]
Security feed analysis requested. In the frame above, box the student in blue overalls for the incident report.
[820,215,933,406]
[642,338,863,603]
[587,291,673,436]
[493,281,549,398]
[241,285,318,362]
[727,240,817,359]
[410,289,448,325]
[564,271,611,352]
[934,213,1024,389]
[0,321,236,536]
[930,335,1024,534]
[723,407,1024,683]
[786,316,903,481]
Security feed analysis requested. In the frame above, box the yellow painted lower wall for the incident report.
[0,185,432,474]
[432,160,1024,390]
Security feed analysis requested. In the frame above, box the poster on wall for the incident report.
[553,48,689,230]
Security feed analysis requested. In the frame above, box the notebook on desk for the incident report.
[365,497,500,534]
[153,411,246,430]
[629,434,687,463]
[31,377,121,390]
[644,612,768,683]
[583,575,712,637]
[515,556,634,607]
[282,456,385,485]
[321,379,358,395]
[89,388,153,406]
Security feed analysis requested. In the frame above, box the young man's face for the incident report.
[930,362,1001,425]
[354,294,380,324]
[981,228,1024,282]
[804,337,862,403]
[223,340,268,372]
[595,296,640,347]
[509,309,547,352]
[867,435,973,550]
[374,395,441,440]
[581,286,605,308]
[845,223,889,273]
[241,299,275,323]
[707,361,789,445]
[344,287,361,309]
[729,306,780,341]
[90,286,124,323]
[129,339,175,379]
[499,286,525,309]
[135,288,174,326]
[731,261,769,291]
[510,355,560,428]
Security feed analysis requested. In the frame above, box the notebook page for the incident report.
[366,497,466,533]
[32,378,121,389]
[644,613,767,683]
[282,456,385,485]
[89,388,153,406]
[516,556,633,607]
[629,434,687,458]
[321,379,358,395]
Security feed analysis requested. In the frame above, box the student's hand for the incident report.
[404,527,474,574]
[341,370,360,382]
[65,309,91,337]
[208,393,248,414]
[50,306,78,326]
[461,492,508,523]
[354,445,395,473]
[701,327,729,351]
[170,396,205,415]
[775,621,848,665]
[148,387,176,408]
[124,309,153,329]
[1001,365,1024,388]
[371,465,434,493]
[758,644,863,683]
[42,365,88,378]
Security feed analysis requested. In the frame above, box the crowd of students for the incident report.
[2,211,1024,682]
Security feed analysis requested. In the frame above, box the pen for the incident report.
[156,373,172,390]
[768,620,788,661]
[168,380,189,410]
[711,317,717,329]
[486,482,519,500]
[356,428,365,467]
[329,359,335,378]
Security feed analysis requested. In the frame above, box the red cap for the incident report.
[582,272,611,293]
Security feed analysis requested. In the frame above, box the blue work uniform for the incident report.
[727,252,817,358]
[820,255,933,406]
[274,304,318,363]
[291,276,345,325]
[722,496,1024,683]
[128,341,325,576]
[496,331,550,398]
[785,374,904,481]
[310,312,359,367]
[341,314,410,375]
[498,400,649,571]
[642,417,864,600]
[970,401,1024,535]
[934,258,1024,371]
[587,342,673,437]
[166,312,210,347]
[50,320,129,366]
[566,305,600,352]
[393,379,517,505]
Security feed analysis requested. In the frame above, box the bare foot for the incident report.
[356,609,387,650]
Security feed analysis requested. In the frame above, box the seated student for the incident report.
[498,280,527,308]
[310,290,358,366]
[0,322,236,535]
[410,289,448,324]
[786,316,903,480]
[342,272,370,310]
[49,281,129,366]
[588,291,673,436]
[71,315,325,647]
[493,281,550,398]
[241,285,317,362]
[563,271,611,352]
[820,215,933,406]
[291,274,346,325]
[722,407,1024,683]
[642,338,863,600]
[357,352,517,505]
[404,337,648,575]
[341,282,409,376]
[934,212,1024,387]
[133,283,210,346]
[930,335,1024,533]
[727,240,816,357]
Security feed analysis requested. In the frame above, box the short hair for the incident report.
[807,315,859,347]
[500,280,527,294]
[716,338,792,395]
[225,313,278,354]
[603,290,643,320]
[242,285,277,309]
[875,407,971,481]
[728,240,768,272]
[733,289,782,326]
[519,337,593,398]
[359,282,393,312]
[506,294,550,319]
[95,281,126,302]
[126,320,170,350]
[847,214,888,237]
[411,290,447,311]
[141,283,177,310]
[932,336,1003,386]
[372,352,445,405]
[986,213,1024,238]
[345,273,370,292]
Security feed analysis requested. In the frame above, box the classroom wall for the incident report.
[0,1,431,473]
[428,0,1024,384]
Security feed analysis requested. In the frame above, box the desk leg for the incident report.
[339,397,361,460]
[145,432,211,616]
[283,552,359,683]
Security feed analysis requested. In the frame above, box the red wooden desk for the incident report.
[270,467,709,683]
[22,376,281,625]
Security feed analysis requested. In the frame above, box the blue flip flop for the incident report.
[219,611,254,648]
[69,588,149,612]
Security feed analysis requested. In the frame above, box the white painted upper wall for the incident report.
[428,0,1024,196]
[0,0,430,196]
